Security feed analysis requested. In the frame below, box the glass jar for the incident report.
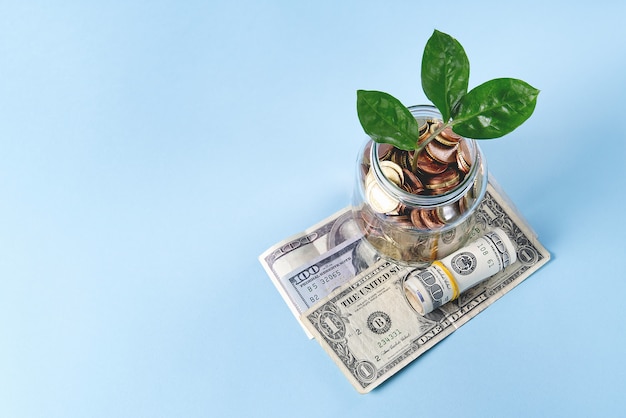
[351,104,488,265]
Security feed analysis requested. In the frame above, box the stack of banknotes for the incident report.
[259,179,550,393]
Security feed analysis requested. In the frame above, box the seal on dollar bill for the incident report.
[366,311,392,334]
[450,252,477,275]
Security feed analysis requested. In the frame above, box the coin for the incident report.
[429,183,459,195]
[379,160,404,187]
[456,139,472,174]
[359,208,383,234]
[366,181,400,213]
[437,126,462,146]
[420,208,445,229]
[425,167,460,190]
[429,121,442,132]
[394,203,407,215]
[426,139,458,164]
[390,148,412,170]
[378,143,394,160]
[436,202,461,223]
[416,149,448,175]
[410,208,427,229]
[402,168,425,194]
[418,127,431,145]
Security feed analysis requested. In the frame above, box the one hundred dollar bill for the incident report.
[300,182,550,393]
[259,208,380,336]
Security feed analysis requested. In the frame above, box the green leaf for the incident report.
[421,30,470,123]
[451,78,539,139]
[356,90,420,151]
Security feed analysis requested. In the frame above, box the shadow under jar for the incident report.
[352,105,488,265]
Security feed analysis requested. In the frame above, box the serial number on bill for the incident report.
[377,329,402,349]
[303,270,343,293]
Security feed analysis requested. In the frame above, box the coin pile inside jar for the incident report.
[360,119,475,231]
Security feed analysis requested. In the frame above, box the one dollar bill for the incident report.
[300,181,550,393]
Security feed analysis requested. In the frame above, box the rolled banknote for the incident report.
[404,228,516,315]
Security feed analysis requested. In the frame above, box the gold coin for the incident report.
[418,128,431,145]
[437,126,462,146]
[379,160,404,187]
[390,148,411,169]
[456,139,472,174]
[366,181,400,213]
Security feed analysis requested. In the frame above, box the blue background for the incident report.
[2,1,625,417]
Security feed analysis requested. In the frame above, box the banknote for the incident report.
[300,183,550,393]
[259,208,380,335]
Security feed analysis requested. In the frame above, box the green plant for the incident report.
[356,30,539,160]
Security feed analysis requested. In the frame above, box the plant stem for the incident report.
[410,121,453,171]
